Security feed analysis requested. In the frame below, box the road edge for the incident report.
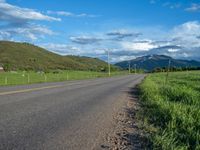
[101,84,150,149]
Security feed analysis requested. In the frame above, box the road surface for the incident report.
[0,75,145,150]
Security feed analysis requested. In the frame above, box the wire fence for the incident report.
[0,71,129,86]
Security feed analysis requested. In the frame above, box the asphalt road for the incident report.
[0,75,145,150]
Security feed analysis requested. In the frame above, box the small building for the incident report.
[0,65,4,72]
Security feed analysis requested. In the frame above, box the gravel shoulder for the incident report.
[101,86,148,150]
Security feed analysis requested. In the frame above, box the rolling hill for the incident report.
[0,41,115,71]
[115,55,200,71]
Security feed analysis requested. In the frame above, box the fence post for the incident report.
[67,73,69,80]
[5,76,7,85]
[57,74,59,81]
[28,74,30,84]
[44,74,47,82]
[165,59,171,84]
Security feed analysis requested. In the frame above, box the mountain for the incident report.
[115,55,200,71]
[0,41,116,71]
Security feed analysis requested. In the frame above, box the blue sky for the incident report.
[1,0,200,62]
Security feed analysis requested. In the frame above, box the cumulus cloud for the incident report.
[70,36,102,45]
[185,3,200,12]
[111,55,137,62]
[47,11,96,18]
[0,2,60,22]
[121,40,157,51]
[0,1,59,41]
[171,21,200,48]
[105,21,200,62]
[145,46,200,60]
[0,24,54,41]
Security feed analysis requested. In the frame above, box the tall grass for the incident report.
[0,70,128,86]
[139,71,200,149]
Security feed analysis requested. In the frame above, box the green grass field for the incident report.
[0,70,128,86]
[139,71,200,149]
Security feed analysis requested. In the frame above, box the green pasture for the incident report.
[139,71,200,150]
[0,70,128,86]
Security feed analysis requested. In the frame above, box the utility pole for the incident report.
[107,50,111,77]
[186,66,189,77]
[134,64,137,74]
[128,61,131,74]
[166,59,171,84]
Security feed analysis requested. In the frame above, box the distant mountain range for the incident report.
[115,55,200,71]
[0,41,117,71]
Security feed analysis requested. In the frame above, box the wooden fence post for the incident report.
[5,76,7,85]
[28,74,30,83]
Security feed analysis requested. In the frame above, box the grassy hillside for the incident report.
[0,41,115,71]
[139,71,200,149]
[67,55,117,71]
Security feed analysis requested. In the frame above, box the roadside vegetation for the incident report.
[0,70,128,86]
[139,71,200,149]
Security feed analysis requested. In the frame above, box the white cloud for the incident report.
[47,11,74,17]
[0,2,60,22]
[121,40,157,51]
[185,3,200,12]
[167,48,180,53]
[0,24,54,41]
[110,55,136,62]
[0,1,59,41]
[47,11,96,18]
[171,21,200,48]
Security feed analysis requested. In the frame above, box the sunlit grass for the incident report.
[139,71,200,149]
[0,70,128,86]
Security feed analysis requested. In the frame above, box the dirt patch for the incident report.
[101,87,149,150]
